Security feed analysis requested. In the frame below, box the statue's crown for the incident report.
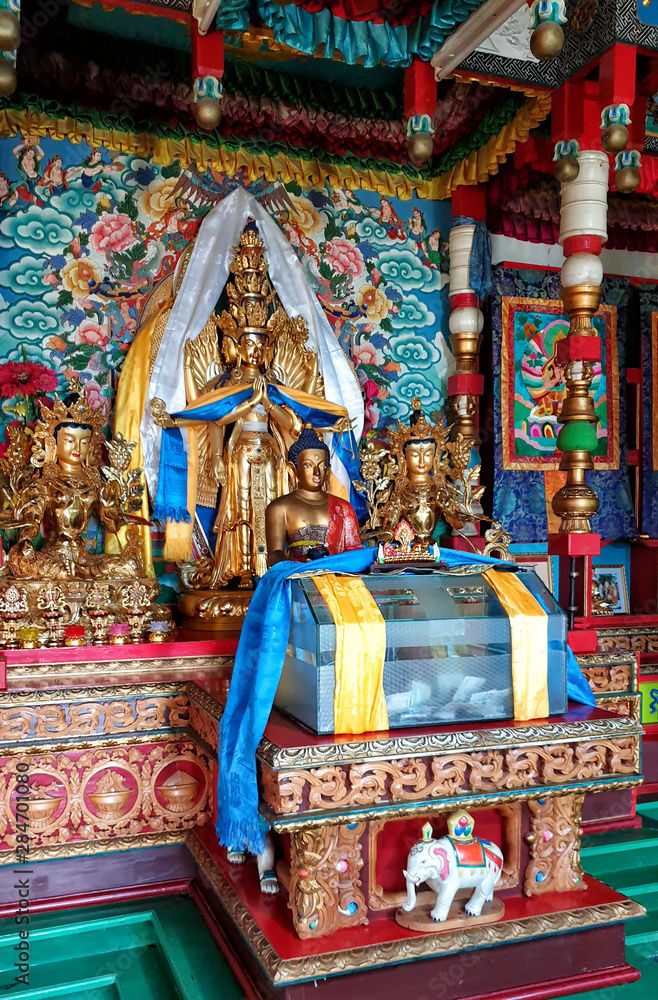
[40,380,105,437]
[32,379,105,467]
[387,397,445,456]
[219,223,276,340]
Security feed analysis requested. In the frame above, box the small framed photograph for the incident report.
[591,565,629,615]
[513,554,554,595]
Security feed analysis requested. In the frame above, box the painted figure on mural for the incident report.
[13,137,45,205]
[41,154,68,197]
[265,426,361,565]
[66,148,123,194]
[378,196,405,240]
[407,206,427,243]
[0,172,18,214]
[422,228,449,270]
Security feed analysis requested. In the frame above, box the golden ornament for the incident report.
[555,157,580,183]
[601,124,628,153]
[0,11,20,51]
[407,132,434,165]
[530,22,565,60]
[614,166,640,193]
[195,97,222,131]
[0,58,16,96]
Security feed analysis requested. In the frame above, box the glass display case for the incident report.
[274,569,567,734]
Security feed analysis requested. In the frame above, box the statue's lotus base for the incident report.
[395,897,504,933]
[178,587,251,631]
[0,575,167,647]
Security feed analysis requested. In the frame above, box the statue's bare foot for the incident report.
[227,851,246,864]
[238,575,253,590]
[259,870,280,894]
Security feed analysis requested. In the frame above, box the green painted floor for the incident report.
[0,894,247,999]
[562,800,658,1000]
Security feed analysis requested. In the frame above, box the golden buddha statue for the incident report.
[379,398,451,549]
[0,383,163,641]
[266,426,361,564]
[149,224,354,624]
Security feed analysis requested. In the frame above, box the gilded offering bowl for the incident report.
[25,795,62,828]
[148,631,167,643]
[64,637,86,647]
[109,634,129,645]
[87,788,132,820]
[157,771,200,813]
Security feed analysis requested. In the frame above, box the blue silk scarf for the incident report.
[152,383,363,526]
[216,547,594,855]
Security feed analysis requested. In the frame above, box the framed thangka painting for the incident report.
[500,297,619,471]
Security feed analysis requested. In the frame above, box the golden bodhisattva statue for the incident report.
[0,384,165,645]
[150,225,353,625]
[355,397,511,563]
[380,398,451,551]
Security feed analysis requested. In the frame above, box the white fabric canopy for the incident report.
[141,186,364,498]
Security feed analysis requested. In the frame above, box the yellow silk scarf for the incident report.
[106,303,175,576]
[111,300,199,564]
[482,569,549,721]
[312,575,388,735]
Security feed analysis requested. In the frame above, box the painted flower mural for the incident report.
[0,134,451,449]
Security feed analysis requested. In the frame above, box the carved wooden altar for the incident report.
[185,679,645,993]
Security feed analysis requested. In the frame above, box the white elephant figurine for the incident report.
[402,811,503,922]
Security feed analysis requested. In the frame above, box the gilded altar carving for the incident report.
[580,663,632,693]
[0,741,211,861]
[188,700,220,752]
[189,829,645,985]
[524,794,586,895]
[262,737,639,816]
[0,692,189,743]
[257,713,641,768]
[5,654,233,689]
[596,694,641,723]
[288,822,367,938]
[597,627,658,655]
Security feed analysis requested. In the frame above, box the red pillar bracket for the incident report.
[403,59,436,119]
[191,22,224,81]
[598,43,637,109]
[451,184,487,221]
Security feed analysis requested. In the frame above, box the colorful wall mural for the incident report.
[0,134,452,449]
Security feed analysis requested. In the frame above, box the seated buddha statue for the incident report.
[265,426,361,564]
[0,385,144,581]
[380,398,449,551]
